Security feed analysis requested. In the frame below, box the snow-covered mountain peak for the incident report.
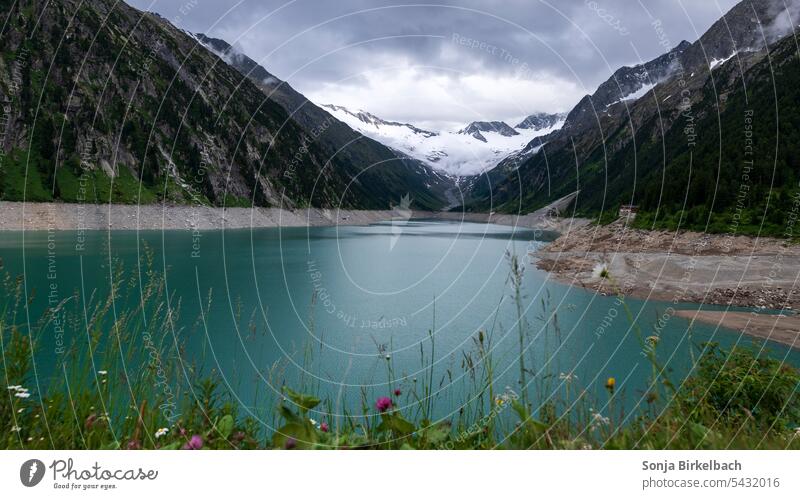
[515,112,567,131]
[321,104,564,176]
[321,104,438,138]
[458,121,519,142]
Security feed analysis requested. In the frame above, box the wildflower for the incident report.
[394,388,402,396]
[7,385,22,391]
[182,434,203,450]
[605,377,616,392]
[155,427,169,439]
[494,389,518,406]
[375,396,393,412]
[559,372,578,383]
[590,411,610,431]
[17,408,24,413]
[84,414,97,430]
[309,418,318,427]
[592,263,610,279]
[284,437,296,450]
[320,422,329,433]
[14,391,30,399]
[97,370,108,375]
[11,425,21,432]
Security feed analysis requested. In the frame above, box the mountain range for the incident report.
[319,105,564,176]
[1,0,798,236]
[462,0,800,236]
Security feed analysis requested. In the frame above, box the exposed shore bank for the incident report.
[534,221,800,348]
[0,201,586,232]
[673,310,800,349]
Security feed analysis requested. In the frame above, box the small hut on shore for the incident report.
[619,205,638,221]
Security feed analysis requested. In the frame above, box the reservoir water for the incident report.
[2,220,797,423]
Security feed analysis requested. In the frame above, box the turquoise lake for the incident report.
[1,220,798,422]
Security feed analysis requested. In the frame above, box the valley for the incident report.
[1,0,800,457]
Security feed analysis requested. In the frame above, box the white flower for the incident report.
[592,263,610,279]
[7,385,22,391]
[559,372,578,383]
[495,388,519,406]
[385,355,391,360]
[10,426,21,432]
[155,427,169,439]
[590,410,610,430]
[14,392,30,399]
[97,370,108,376]
[309,418,318,426]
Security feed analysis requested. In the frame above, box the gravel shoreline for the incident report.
[533,221,800,348]
[0,201,588,232]
[673,310,800,349]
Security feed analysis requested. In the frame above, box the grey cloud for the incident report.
[128,0,741,126]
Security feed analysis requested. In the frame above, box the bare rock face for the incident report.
[515,113,565,131]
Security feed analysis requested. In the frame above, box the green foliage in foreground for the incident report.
[1,259,799,450]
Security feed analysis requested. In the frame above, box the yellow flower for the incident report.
[605,377,616,391]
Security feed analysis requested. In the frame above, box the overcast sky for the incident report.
[128,0,740,130]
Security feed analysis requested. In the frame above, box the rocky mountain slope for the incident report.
[465,0,800,236]
[515,112,566,130]
[195,35,452,210]
[0,0,451,210]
